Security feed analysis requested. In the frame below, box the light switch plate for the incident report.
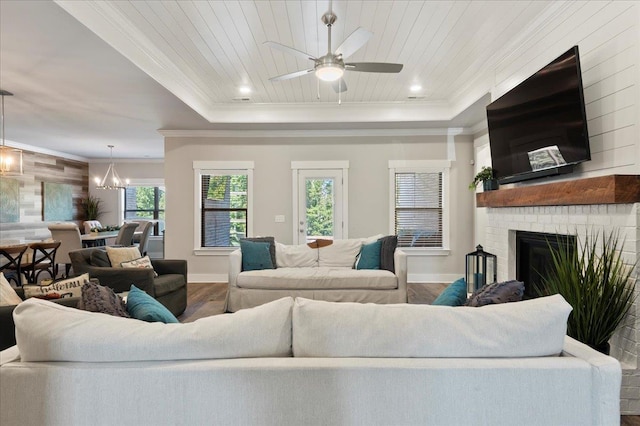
[275,215,285,223]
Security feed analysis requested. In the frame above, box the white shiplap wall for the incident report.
[491,0,639,177]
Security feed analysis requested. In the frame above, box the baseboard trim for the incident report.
[409,273,460,284]
[188,273,227,283]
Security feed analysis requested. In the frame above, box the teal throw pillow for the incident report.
[240,240,274,271]
[126,285,179,323]
[356,240,382,270]
[432,277,467,306]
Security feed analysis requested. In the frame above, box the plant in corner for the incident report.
[469,166,498,191]
[541,229,637,354]
[81,195,104,221]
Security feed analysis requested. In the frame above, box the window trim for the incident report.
[388,160,451,254]
[193,161,254,254]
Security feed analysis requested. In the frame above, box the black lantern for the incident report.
[465,245,497,293]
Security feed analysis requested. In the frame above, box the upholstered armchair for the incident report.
[69,248,187,316]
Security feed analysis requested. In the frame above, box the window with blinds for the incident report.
[200,173,248,247]
[124,186,165,236]
[394,171,443,248]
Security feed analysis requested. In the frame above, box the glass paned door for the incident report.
[297,169,343,244]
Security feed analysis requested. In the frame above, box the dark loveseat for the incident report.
[69,248,187,317]
[0,287,79,350]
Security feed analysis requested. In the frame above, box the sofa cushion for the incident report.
[14,296,294,362]
[356,240,381,270]
[152,273,186,297]
[432,277,467,306]
[317,239,363,267]
[243,237,276,269]
[77,280,130,318]
[90,249,111,267]
[237,267,397,290]
[0,273,22,306]
[240,240,274,271]
[292,295,571,358]
[466,280,525,307]
[275,242,318,268]
[106,246,142,268]
[126,285,178,323]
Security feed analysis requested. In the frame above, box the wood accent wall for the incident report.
[0,148,88,226]
[476,175,640,208]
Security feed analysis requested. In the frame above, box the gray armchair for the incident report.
[69,247,187,316]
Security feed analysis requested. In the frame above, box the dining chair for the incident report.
[113,222,138,247]
[83,220,103,234]
[135,221,154,256]
[48,223,83,278]
[0,244,29,286]
[22,241,61,284]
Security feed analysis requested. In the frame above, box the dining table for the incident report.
[80,231,120,248]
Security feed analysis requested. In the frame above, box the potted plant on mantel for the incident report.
[541,229,637,354]
[469,166,498,191]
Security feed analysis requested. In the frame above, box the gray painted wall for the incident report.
[164,134,475,283]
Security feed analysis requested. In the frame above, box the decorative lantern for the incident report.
[465,245,497,293]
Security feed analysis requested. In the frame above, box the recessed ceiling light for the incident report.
[239,86,251,94]
[410,84,422,93]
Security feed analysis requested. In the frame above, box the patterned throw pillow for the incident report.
[23,273,90,300]
[465,280,525,307]
[120,255,158,277]
[77,280,130,318]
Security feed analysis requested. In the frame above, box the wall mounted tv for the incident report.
[486,46,590,185]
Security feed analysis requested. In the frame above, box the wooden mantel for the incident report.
[476,175,640,208]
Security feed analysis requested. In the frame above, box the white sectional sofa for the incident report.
[0,295,621,426]
[227,236,407,312]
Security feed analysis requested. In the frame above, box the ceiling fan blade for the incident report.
[331,78,348,93]
[345,62,403,73]
[269,69,314,82]
[335,27,373,59]
[264,41,317,62]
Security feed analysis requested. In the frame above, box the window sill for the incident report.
[399,247,450,256]
[193,248,238,256]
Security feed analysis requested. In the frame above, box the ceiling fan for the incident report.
[264,9,403,94]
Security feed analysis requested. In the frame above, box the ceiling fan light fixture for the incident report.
[315,64,344,82]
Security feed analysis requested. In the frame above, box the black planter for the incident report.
[483,179,499,191]
[588,342,610,355]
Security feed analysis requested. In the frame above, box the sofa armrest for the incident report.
[394,249,408,301]
[83,266,156,295]
[228,249,242,288]
[152,259,187,281]
[561,336,621,424]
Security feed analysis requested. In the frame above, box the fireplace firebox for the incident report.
[515,231,575,299]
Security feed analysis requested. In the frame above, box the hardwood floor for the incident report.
[179,282,640,424]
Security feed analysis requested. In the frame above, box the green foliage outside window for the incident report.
[305,179,333,237]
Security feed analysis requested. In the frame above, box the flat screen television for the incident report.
[486,46,590,184]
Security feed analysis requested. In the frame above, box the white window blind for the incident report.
[394,171,443,248]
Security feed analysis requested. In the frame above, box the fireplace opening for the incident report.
[515,231,576,299]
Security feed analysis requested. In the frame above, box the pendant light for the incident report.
[0,90,23,176]
[95,145,129,189]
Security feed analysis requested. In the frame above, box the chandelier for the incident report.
[95,145,129,189]
[0,90,23,176]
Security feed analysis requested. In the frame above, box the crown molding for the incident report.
[5,140,89,162]
[159,127,471,138]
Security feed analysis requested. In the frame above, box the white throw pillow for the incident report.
[317,239,363,267]
[23,273,89,299]
[275,242,318,268]
[14,296,294,362]
[292,295,572,358]
[0,273,22,306]
[106,246,142,268]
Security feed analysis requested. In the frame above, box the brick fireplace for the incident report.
[478,175,640,414]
